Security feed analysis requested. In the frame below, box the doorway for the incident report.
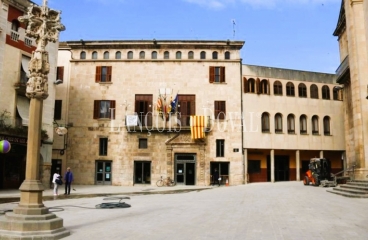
[95,160,112,185]
[175,154,196,185]
[267,155,290,181]
[50,159,62,188]
[210,162,229,185]
[134,161,151,184]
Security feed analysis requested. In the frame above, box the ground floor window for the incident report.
[134,161,151,184]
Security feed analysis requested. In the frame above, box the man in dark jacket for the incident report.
[212,168,220,186]
[64,167,74,195]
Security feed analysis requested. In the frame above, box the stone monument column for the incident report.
[0,1,69,239]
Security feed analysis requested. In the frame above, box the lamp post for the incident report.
[0,0,69,239]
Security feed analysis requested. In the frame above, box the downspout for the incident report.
[240,58,245,184]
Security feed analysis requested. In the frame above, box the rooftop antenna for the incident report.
[232,19,236,39]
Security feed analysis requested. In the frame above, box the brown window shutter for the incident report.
[220,101,226,119]
[190,100,196,115]
[243,77,248,93]
[214,101,219,118]
[95,66,102,82]
[93,100,100,119]
[256,78,260,94]
[107,66,112,82]
[110,100,116,119]
[220,67,225,83]
[56,66,64,81]
[209,66,214,83]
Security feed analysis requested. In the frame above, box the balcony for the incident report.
[10,30,19,41]
[336,56,350,84]
[125,115,211,133]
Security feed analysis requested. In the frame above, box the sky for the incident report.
[43,0,342,74]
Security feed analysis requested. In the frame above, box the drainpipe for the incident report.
[240,58,245,184]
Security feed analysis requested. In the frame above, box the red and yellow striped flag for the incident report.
[190,116,207,139]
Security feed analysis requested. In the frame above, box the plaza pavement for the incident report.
[1,181,368,240]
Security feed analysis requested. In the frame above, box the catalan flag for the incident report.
[190,115,207,139]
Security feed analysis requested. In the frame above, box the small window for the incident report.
[312,115,319,135]
[275,113,283,133]
[214,101,226,120]
[248,160,261,173]
[273,81,283,95]
[115,51,121,59]
[323,116,331,135]
[209,66,225,83]
[216,139,225,157]
[152,51,157,59]
[298,83,307,98]
[103,51,109,59]
[224,51,230,60]
[310,84,319,99]
[127,51,133,59]
[164,51,170,59]
[286,82,295,96]
[212,51,218,59]
[92,51,98,59]
[188,51,194,59]
[99,138,108,156]
[200,51,206,59]
[287,114,295,134]
[322,85,330,100]
[300,115,307,134]
[262,112,270,133]
[139,51,145,59]
[139,138,148,149]
[95,66,112,83]
[56,66,64,82]
[80,51,86,59]
[93,100,116,119]
[176,51,182,59]
[54,100,62,120]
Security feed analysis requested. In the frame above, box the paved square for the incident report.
[1,182,367,240]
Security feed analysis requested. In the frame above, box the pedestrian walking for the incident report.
[52,172,61,196]
[212,168,220,186]
[64,167,74,195]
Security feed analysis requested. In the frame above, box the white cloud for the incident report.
[183,0,340,9]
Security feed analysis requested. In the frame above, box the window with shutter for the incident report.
[209,66,225,83]
[54,100,62,120]
[95,66,112,83]
[93,100,116,119]
[214,101,226,120]
[56,67,64,82]
[135,94,153,126]
[177,95,195,127]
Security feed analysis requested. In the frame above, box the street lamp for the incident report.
[0,0,68,239]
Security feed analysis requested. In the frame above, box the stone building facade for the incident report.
[0,0,59,189]
[242,65,345,183]
[55,40,346,186]
[333,0,368,180]
[55,40,245,186]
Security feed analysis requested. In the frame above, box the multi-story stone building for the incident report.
[242,65,345,183]
[333,0,368,180]
[0,0,59,189]
[55,40,345,186]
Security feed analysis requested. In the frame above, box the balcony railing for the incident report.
[24,37,33,47]
[125,115,211,133]
[10,30,19,41]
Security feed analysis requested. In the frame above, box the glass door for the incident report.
[134,161,151,184]
[95,160,112,185]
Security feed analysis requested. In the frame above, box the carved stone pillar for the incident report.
[0,1,69,239]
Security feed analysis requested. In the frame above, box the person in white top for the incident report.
[52,172,61,196]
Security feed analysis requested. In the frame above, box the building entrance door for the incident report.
[175,154,196,185]
[95,161,112,185]
[134,161,151,184]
